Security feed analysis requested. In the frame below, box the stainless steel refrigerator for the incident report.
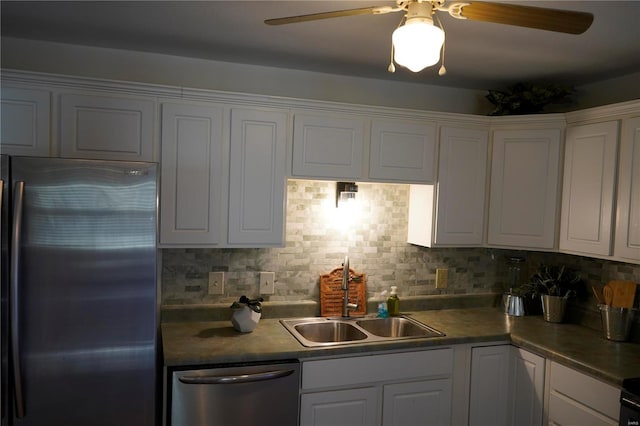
[0,156,158,426]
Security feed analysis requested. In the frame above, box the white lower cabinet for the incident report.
[300,349,453,426]
[301,387,379,426]
[469,345,545,426]
[547,362,619,426]
[383,379,452,426]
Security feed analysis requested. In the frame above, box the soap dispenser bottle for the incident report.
[387,286,400,316]
[377,290,388,318]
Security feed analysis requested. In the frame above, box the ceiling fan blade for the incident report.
[459,2,594,34]
[265,6,395,25]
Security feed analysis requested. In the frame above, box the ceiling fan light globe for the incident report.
[392,19,444,72]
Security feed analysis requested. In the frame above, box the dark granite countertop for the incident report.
[161,307,640,387]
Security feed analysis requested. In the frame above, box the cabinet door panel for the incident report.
[615,116,640,261]
[0,87,51,157]
[560,121,618,255]
[383,379,452,426]
[435,127,488,245]
[228,108,286,245]
[160,103,224,245]
[292,114,365,179]
[60,94,154,161]
[548,362,619,423]
[300,387,379,426]
[511,347,544,426]
[469,345,511,426]
[370,120,436,182]
[488,129,561,248]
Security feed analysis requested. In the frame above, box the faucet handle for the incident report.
[347,295,358,311]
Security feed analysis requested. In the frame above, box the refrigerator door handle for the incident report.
[178,369,295,385]
[10,181,25,418]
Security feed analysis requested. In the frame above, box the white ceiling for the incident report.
[2,1,640,91]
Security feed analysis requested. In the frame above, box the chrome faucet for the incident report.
[341,255,358,317]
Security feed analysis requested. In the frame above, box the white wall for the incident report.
[0,36,489,114]
[573,72,640,109]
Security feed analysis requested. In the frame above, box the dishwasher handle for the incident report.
[178,368,295,385]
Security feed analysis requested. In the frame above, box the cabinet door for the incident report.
[470,345,545,426]
[614,116,640,261]
[300,387,379,426]
[60,93,154,161]
[469,345,511,426]
[228,108,287,246]
[488,129,561,249]
[383,379,452,426]
[548,362,619,426]
[559,121,619,256]
[511,347,544,426]
[435,126,488,245]
[0,87,51,156]
[370,119,436,183]
[292,113,365,179]
[159,103,224,245]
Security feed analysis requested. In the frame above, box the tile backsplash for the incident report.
[161,180,639,318]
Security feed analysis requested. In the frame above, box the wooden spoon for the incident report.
[592,286,605,305]
[603,285,614,306]
[608,280,637,308]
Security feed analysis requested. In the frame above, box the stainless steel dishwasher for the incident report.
[170,360,300,426]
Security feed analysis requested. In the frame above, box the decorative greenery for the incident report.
[230,295,264,313]
[525,264,582,299]
[486,82,574,116]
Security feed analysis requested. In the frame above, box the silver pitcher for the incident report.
[504,294,525,316]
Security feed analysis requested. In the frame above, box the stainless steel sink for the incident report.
[355,317,443,338]
[293,322,367,343]
[280,316,445,347]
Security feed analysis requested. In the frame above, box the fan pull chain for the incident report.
[388,43,396,73]
[388,15,407,73]
[434,13,447,76]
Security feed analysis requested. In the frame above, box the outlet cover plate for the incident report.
[208,272,224,295]
[436,268,448,289]
[260,272,275,295]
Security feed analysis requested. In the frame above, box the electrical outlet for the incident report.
[435,268,448,289]
[260,272,275,295]
[208,272,224,295]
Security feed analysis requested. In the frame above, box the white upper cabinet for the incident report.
[228,108,287,246]
[292,113,365,179]
[408,126,488,247]
[0,87,51,157]
[488,128,561,249]
[559,121,619,256]
[159,103,225,246]
[369,119,436,183]
[614,116,640,261]
[60,93,155,161]
[291,112,437,183]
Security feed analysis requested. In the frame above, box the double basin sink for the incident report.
[280,315,445,347]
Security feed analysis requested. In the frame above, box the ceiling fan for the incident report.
[265,1,594,74]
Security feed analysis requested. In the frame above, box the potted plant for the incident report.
[527,264,582,323]
[486,82,574,116]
